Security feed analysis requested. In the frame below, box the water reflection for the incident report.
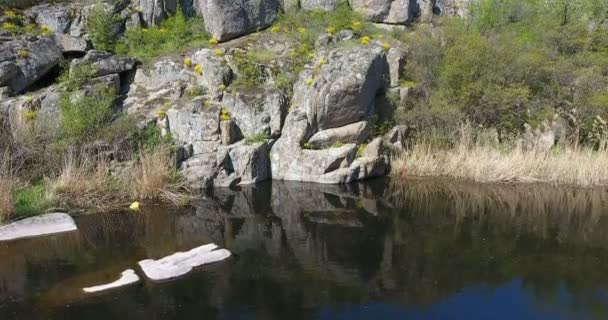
[1,178,608,319]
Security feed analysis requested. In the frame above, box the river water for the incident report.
[1,178,608,320]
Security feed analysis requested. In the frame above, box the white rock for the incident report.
[83,269,140,293]
[0,213,77,241]
[138,243,231,281]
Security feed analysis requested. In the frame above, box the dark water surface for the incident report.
[2,178,608,320]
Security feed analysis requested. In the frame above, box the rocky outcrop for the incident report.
[167,101,221,155]
[350,0,412,24]
[195,0,280,42]
[222,87,287,138]
[25,4,75,34]
[190,48,233,98]
[71,50,136,78]
[300,0,344,11]
[0,36,63,94]
[134,0,177,27]
[270,46,390,184]
[307,121,369,149]
[293,46,389,130]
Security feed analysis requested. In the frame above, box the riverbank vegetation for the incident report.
[392,124,608,186]
[0,62,189,221]
[392,0,608,186]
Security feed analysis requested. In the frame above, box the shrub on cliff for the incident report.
[87,0,120,52]
[116,7,207,62]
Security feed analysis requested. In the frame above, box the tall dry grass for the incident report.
[48,151,122,211]
[124,148,189,205]
[0,156,14,223]
[48,148,189,212]
[392,125,608,187]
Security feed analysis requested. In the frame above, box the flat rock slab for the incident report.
[138,243,231,281]
[0,213,78,241]
[83,269,140,293]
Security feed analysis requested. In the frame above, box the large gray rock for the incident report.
[350,0,412,24]
[300,0,344,11]
[0,36,63,94]
[25,4,75,34]
[195,0,280,42]
[279,0,299,11]
[0,213,77,241]
[133,59,192,90]
[223,140,272,185]
[55,34,88,53]
[308,121,369,149]
[135,0,177,27]
[0,62,19,87]
[292,46,389,131]
[190,49,233,98]
[71,50,136,77]
[271,45,391,184]
[167,102,221,155]
[387,47,406,87]
[222,87,287,137]
[384,124,409,151]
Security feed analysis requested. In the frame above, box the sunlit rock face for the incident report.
[194,0,280,42]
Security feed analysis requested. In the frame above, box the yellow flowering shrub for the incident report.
[16,49,28,59]
[220,107,230,121]
[306,78,314,86]
[297,27,306,33]
[383,42,391,50]
[214,49,223,56]
[156,109,166,119]
[194,64,202,75]
[183,57,192,67]
[209,37,218,45]
[360,36,370,44]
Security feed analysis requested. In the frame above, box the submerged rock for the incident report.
[0,213,78,242]
[138,243,231,281]
[82,269,140,293]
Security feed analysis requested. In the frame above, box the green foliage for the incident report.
[13,184,52,219]
[244,133,268,145]
[87,0,120,52]
[232,51,266,88]
[220,107,231,121]
[369,93,397,137]
[116,7,208,62]
[356,143,366,158]
[138,124,174,151]
[58,86,116,144]
[58,63,95,92]
[400,0,608,144]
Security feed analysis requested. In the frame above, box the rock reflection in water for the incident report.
[1,178,608,319]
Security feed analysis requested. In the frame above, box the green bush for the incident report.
[399,0,608,144]
[13,184,52,219]
[87,0,120,52]
[58,85,116,144]
[116,7,208,62]
[244,133,267,145]
[232,51,266,88]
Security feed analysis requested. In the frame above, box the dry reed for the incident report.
[124,148,190,205]
[0,153,14,223]
[49,147,189,212]
[392,126,608,187]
